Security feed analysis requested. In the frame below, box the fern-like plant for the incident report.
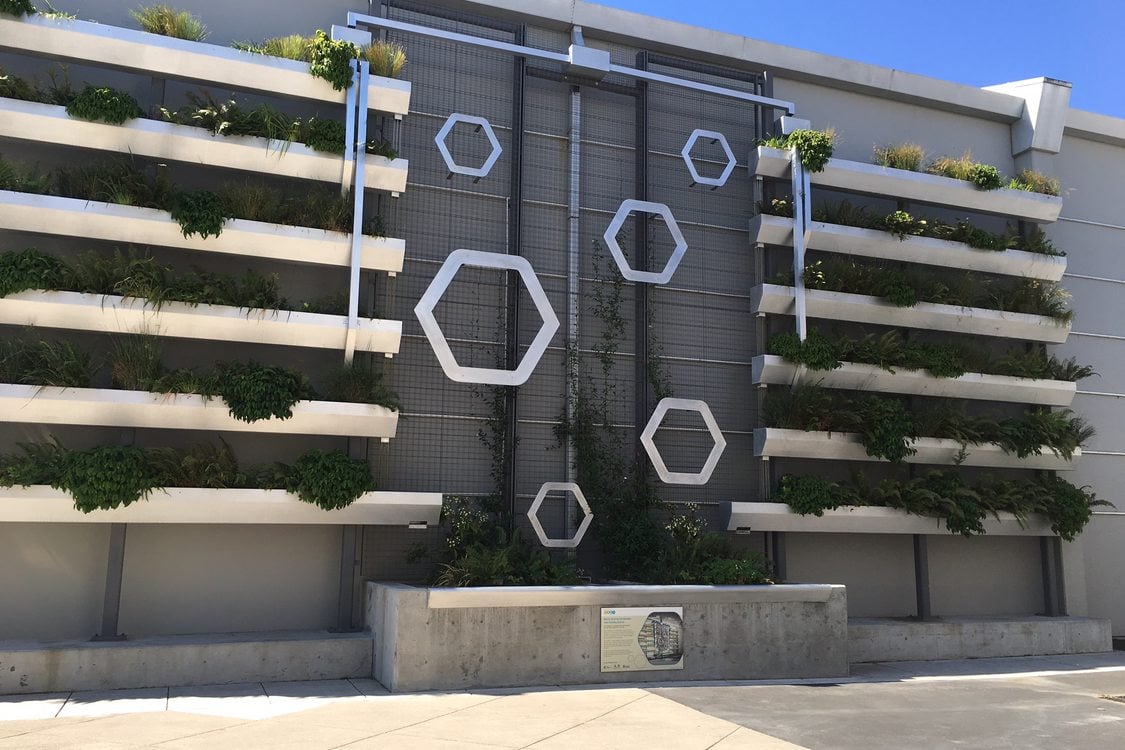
[64,86,143,125]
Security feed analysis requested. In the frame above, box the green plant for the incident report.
[766,330,841,371]
[873,142,923,171]
[855,395,917,461]
[777,474,839,516]
[0,67,47,103]
[284,449,375,510]
[170,189,226,238]
[323,361,399,408]
[214,361,309,422]
[233,34,312,61]
[130,4,207,41]
[148,439,247,488]
[883,210,927,241]
[362,40,407,78]
[0,248,68,296]
[108,336,164,390]
[968,163,1003,190]
[756,196,793,217]
[0,154,50,193]
[0,337,93,387]
[1008,168,1060,196]
[64,86,143,125]
[308,29,358,91]
[365,138,397,159]
[762,128,835,172]
[303,117,345,154]
[53,158,172,208]
[59,444,160,513]
[0,0,34,16]
[161,92,301,147]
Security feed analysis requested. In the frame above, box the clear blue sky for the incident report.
[595,0,1125,119]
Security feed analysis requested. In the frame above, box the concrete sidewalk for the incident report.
[2,652,1124,749]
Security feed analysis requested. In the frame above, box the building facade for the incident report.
[0,0,1122,645]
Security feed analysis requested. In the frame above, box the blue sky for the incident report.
[595,0,1125,119]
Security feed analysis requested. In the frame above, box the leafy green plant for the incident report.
[130,4,207,41]
[365,138,397,160]
[766,330,841,371]
[59,445,160,513]
[968,163,1003,190]
[855,395,917,461]
[148,439,247,488]
[214,361,310,422]
[64,86,143,125]
[308,30,357,91]
[284,449,375,510]
[0,337,93,387]
[0,154,50,193]
[761,128,835,172]
[303,117,345,154]
[777,474,842,516]
[170,189,226,238]
[883,210,927,241]
[362,40,407,78]
[1008,168,1060,196]
[0,0,35,16]
[108,336,165,390]
[873,142,924,171]
[660,504,772,584]
[0,248,68,296]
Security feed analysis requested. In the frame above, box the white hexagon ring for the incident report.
[640,398,727,485]
[528,482,593,549]
[603,200,688,285]
[414,249,559,386]
[681,129,736,188]
[435,113,502,179]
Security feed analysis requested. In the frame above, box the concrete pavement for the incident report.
[1,652,1123,748]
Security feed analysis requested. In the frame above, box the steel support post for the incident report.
[503,28,526,533]
[93,523,127,641]
[633,51,650,472]
[913,534,933,620]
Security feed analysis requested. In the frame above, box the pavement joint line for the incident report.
[704,724,743,749]
[149,718,258,747]
[326,694,506,749]
[518,690,651,749]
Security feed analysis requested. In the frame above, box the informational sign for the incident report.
[600,607,684,672]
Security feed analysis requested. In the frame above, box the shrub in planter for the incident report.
[170,189,226,239]
[873,142,924,171]
[284,449,375,510]
[65,86,144,125]
[214,361,311,422]
[0,0,34,16]
[362,40,407,78]
[761,128,835,172]
[308,30,358,91]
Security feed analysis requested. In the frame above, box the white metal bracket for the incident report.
[528,482,593,548]
[603,200,689,285]
[639,398,727,485]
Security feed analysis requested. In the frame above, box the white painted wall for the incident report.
[118,525,342,636]
[0,524,108,641]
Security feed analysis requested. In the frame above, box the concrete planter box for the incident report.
[0,98,409,193]
[752,355,1077,407]
[0,384,399,438]
[724,501,1055,536]
[754,428,1080,471]
[0,290,401,354]
[749,146,1062,222]
[752,284,1071,343]
[0,190,405,274]
[0,14,411,116]
[366,582,848,692]
[750,214,1066,281]
[0,486,442,525]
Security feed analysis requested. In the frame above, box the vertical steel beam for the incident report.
[1041,536,1066,616]
[770,531,787,582]
[913,534,933,620]
[93,523,127,641]
[633,51,650,471]
[564,83,581,502]
[503,27,526,533]
[335,525,361,631]
[345,60,371,363]
[790,152,810,343]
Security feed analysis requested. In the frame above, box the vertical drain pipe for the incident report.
[565,85,582,532]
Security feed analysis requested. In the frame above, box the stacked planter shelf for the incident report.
[747,145,1074,534]
[0,14,440,525]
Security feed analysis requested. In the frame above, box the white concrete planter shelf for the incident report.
[754,428,1079,471]
[724,502,1055,536]
[0,14,411,116]
[0,99,408,194]
[750,214,1066,281]
[752,355,1076,407]
[0,191,405,274]
[749,146,1062,223]
[0,486,441,526]
[0,384,398,439]
[0,290,401,354]
[752,284,1071,344]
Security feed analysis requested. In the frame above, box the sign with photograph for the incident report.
[600,607,684,672]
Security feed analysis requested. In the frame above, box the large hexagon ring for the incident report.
[640,398,727,485]
[603,200,688,285]
[528,482,593,549]
[435,113,502,179]
[681,129,736,188]
[415,249,559,386]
